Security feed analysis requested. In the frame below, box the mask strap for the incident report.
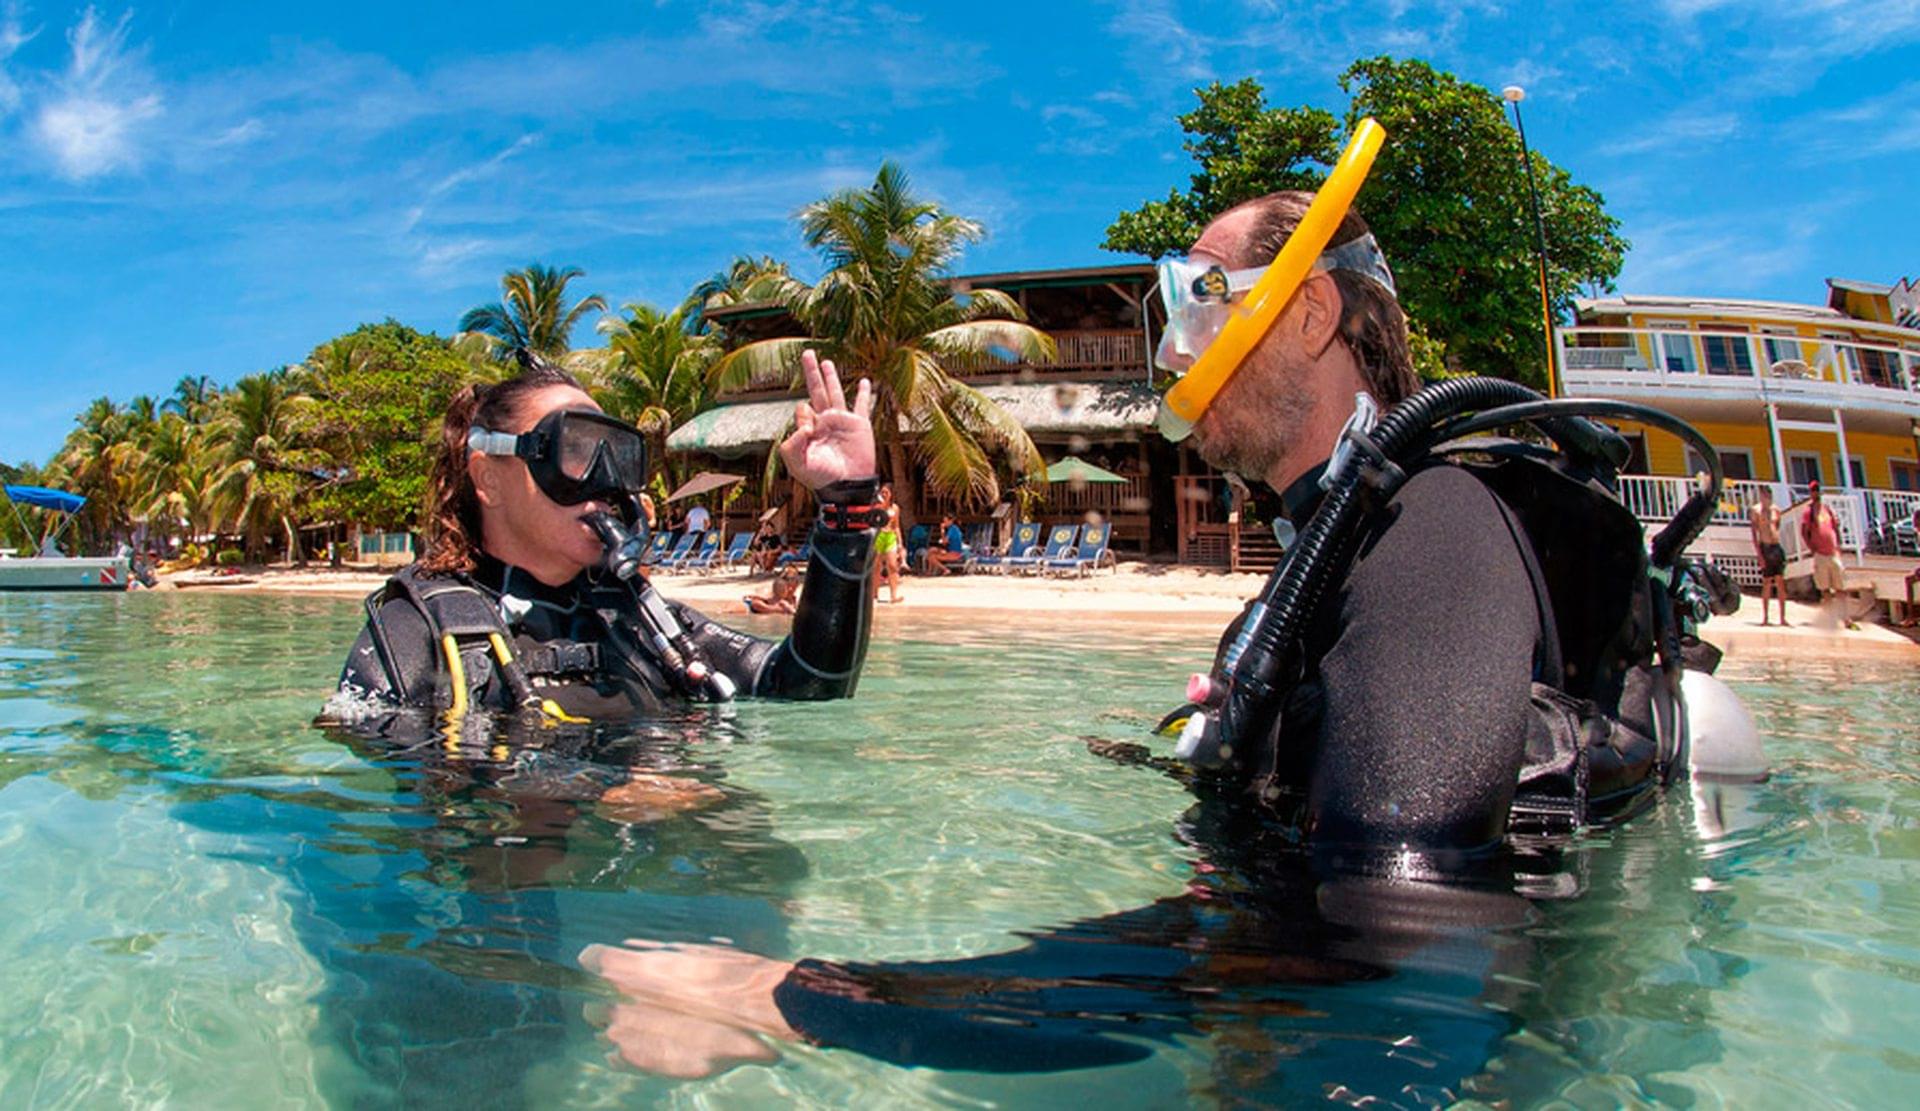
[468,427,519,456]
[1317,233,1397,298]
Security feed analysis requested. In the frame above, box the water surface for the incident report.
[0,592,1914,1108]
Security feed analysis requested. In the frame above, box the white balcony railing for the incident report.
[1558,325,1920,408]
[1614,474,1920,561]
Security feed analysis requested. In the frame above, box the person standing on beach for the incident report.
[1799,480,1855,629]
[870,484,904,603]
[1749,485,1788,625]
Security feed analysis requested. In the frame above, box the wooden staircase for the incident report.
[1233,527,1284,575]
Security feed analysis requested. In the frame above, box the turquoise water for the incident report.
[1,592,1916,1108]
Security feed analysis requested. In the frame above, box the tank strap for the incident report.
[382,570,517,709]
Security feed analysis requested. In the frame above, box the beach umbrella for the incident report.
[1044,456,1126,484]
[666,472,744,502]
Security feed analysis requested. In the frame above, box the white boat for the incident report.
[1,484,134,592]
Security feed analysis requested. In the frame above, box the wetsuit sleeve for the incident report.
[1304,465,1538,853]
[669,521,875,700]
[750,521,876,699]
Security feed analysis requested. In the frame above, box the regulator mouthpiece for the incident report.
[584,511,649,581]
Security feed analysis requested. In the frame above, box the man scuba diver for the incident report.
[579,121,1759,1084]
[330,348,880,724]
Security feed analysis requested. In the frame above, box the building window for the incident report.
[1699,330,1754,376]
[1788,453,1823,487]
[1834,456,1866,488]
[1762,330,1802,368]
[1653,327,1695,373]
[1892,460,1920,492]
[1618,432,1649,474]
[1687,446,1753,481]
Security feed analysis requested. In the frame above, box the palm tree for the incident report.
[683,255,797,336]
[458,263,609,361]
[596,303,719,487]
[209,370,316,562]
[55,397,144,551]
[162,375,221,422]
[709,163,1053,521]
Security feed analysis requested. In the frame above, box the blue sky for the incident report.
[3,0,1916,463]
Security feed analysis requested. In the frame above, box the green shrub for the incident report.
[215,548,244,567]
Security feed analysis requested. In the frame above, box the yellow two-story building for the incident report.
[1559,277,1920,590]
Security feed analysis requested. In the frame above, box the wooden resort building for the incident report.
[664,264,1283,570]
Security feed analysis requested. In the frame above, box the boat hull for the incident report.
[0,557,133,591]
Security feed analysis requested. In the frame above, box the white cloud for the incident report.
[29,8,162,180]
[1598,110,1741,156]
[0,3,33,116]
[403,133,542,233]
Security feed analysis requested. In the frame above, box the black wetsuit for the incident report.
[336,519,875,717]
[765,462,1556,1082]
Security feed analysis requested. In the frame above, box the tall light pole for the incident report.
[1503,84,1558,398]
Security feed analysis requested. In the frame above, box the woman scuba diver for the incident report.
[330,348,882,724]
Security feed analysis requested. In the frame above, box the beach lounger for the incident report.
[1045,522,1116,577]
[1006,524,1078,574]
[776,542,812,568]
[717,531,754,570]
[967,521,1042,574]
[638,531,672,566]
[656,530,702,571]
[677,531,724,573]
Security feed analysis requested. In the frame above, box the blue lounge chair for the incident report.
[967,521,1042,574]
[677,531,724,573]
[1006,524,1078,574]
[656,530,702,571]
[776,542,812,568]
[1045,522,1116,577]
[718,531,755,570]
[638,531,672,566]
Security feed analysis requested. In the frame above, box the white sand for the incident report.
[154,562,1918,660]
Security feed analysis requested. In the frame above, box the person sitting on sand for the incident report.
[744,566,801,615]
[748,517,785,574]
[922,512,966,575]
[330,348,880,721]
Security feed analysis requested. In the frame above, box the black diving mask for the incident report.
[468,408,648,506]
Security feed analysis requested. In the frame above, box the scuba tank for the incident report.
[584,499,737,704]
[1170,376,1765,816]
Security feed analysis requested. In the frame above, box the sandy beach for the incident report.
[156,562,1920,660]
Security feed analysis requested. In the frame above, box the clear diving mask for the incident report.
[1153,117,1389,443]
[468,407,649,506]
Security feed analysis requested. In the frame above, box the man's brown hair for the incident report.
[1235,191,1418,406]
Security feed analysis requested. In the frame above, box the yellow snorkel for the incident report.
[1157,118,1387,440]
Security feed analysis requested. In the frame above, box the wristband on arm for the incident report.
[814,478,885,532]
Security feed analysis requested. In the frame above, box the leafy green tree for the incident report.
[596,303,719,486]
[1104,57,1628,387]
[457,263,609,360]
[303,320,481,533]
[711,162,1052,519]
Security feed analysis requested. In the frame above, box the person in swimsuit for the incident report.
[1749,484,1788,626]
[870,484,904,603]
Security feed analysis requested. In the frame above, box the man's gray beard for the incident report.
[1193,371,1313,484]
